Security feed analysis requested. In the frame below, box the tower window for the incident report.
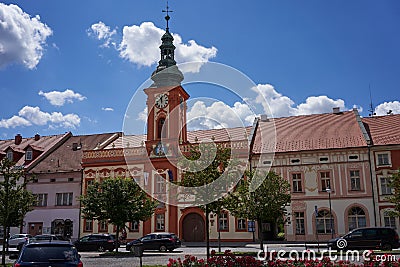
[157,118,167,139]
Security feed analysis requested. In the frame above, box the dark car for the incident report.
[17,234,68,251]
[11,242,83,267]
[126,232,181,252]
[74,234,117,252]
[328,227,400,251]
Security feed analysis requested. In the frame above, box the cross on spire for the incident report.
[162,0,173,30]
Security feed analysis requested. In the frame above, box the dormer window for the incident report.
[26,149,33,161]
[6,150,13,161]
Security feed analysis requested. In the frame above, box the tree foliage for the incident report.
[79,177,157,252]
[0,158,36,266]
[227,170,291,250]
[388,169,400,216]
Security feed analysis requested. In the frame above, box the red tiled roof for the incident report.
[362,114,400,145]
[253,110,368,153]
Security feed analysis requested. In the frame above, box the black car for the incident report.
[328,227,400,251]
[11,241,83,267]
[126,232,181,252]
[74,234,117,252]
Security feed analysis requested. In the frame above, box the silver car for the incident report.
[8,234,32,247]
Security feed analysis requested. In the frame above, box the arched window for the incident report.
[316,210,334,234]
[348,207,366,231]
[157,118,166,139]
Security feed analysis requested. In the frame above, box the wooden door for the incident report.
[182,213,205,242]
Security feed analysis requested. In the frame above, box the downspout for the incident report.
[78,168,83,240]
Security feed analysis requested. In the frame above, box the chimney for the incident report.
[34,133,40,141]
[15,134,22,145]
[260,114,269,122]
[332,107,341,114]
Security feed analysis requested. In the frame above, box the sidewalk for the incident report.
[182,241,328,248]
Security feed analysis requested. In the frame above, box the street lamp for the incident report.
[326,187,334,238]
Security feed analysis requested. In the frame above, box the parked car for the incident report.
[16,234,68,251]
[7,234,32,247]
[74,234,117,252]
[126,232,181,252]
[328,227,400,251]
[10,242,83,267]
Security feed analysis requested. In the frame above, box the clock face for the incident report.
[155,94,169,109]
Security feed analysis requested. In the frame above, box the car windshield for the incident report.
[21,246,78,262]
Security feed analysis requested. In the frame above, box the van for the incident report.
[328,227,400,251]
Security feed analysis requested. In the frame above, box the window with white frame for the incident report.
[376,152,390,166]
[320,171,331,191]
[316,210,334,234]
[237,218,246,231]
[292,173,302,192]
[6,150,13,161]
[25,149,33,160]
[156,213,165,231]
[348,207,366,231]
[131,220,139,231]
[155,175,166,194]
[218,212,229,231]
[350,170,361,191]
[99,220,108,232]
[384,214,396,229]
[380,177,392,195]
[295,212,305,235]
[56,192,73,206]
[84,219,93,231]
[34,193,48,207]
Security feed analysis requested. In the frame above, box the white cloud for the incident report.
[0,3,52,69]
[374,101,400,116]
[0,106,80,129]
[38,89,86,106]
[137,107,148,122]
[252,84,346,117]
[87,21,117,48]
[117,22,217,71]
[186,101,254,130]
[102,107,114,112]
[0,115,31,128]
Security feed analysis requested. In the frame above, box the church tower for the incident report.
[142,4,189,235]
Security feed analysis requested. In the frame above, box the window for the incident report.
[155,175,166,194]
[384,215,396,229]
[377,153,390,166]
[218,212,229,231]
[316,210,334,234]
[295,212,305,235]
[25,149,32,160]
[350,170,361,191]
[156,213,165,231]
[348,207,366,231]
[157,118,166,139]
[380,177,392,195]
[56,193,73,206]
[237,218,246,231]
[130,221,139,231]
[98,221,108,232]
[84,219,93,232]
[34,194,48,207]
[6,150,13,161]
[292,173,302,192]
[320,172,331,191]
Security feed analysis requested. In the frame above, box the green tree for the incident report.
[178,143,239,259]
[388,169,400,216]
[227,170,291,250]
[79,177,157,252]
[0,158,36,266]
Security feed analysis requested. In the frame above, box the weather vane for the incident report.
[162,0,173,30]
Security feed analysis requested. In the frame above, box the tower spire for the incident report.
[151,1,183,87]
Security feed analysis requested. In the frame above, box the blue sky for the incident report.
[0,1,399,139]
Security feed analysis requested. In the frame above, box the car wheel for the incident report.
[381,243,392,251]
[159,245,167,252]
[97,245,106,252]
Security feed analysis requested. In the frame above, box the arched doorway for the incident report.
[182,213,205,242]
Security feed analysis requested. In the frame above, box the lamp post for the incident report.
[326,187,334,239]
